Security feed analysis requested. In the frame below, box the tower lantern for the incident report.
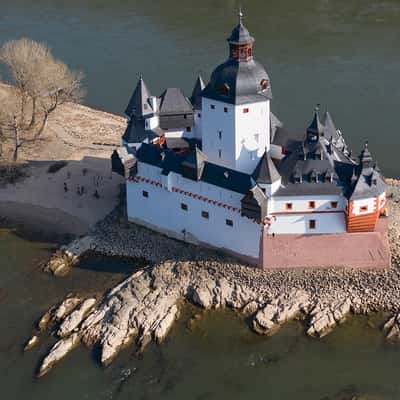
[227,10,255,62]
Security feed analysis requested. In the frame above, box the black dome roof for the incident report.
[202,58,272,105]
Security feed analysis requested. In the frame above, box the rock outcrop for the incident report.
[307,298,352,338]
[252,290,310,335]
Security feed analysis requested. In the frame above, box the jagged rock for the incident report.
[307,298,352,338]
[57,298,97,337]
[38,333,81,377]
[384,313,400,341]
[154,304,179,344]
[252,290,310,335]
[37,306,55,332]
[24,335,39,351]
[189,279,216,309]
[53,296,82,321]
[242,300,259,316]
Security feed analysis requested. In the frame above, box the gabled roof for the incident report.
[125,76,152,118]
[190,75,205,110]
[252,151,280,185]
[159,88,193,116]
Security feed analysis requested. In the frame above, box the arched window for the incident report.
[261,79,269,91]
[248,47,252,57]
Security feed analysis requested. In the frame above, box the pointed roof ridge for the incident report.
[227,9,254,45]
[307,106,324,139]
[125,76,152,118]
[359,141,374,169]
[322,110,338,141]
[252,150,280,185]
[190,74,205,109]
[182,145,207,180]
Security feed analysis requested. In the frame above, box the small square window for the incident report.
[181,203,188,211]
[210,104,215,110]
[308,201,316,209]
[309,220,316,229]
[360,205,368,212]
[201,211,209,219]
[186,126,191,132]
[243,108,249,113]
[142,190,149,198]
[198,113,201,118]
[224,107,228,113]
[285,202,293,211]
[218,131,222,140]
[331,201,338,208]
[218,149,222,158]
[226,219,233,227]
[184,114,187,119]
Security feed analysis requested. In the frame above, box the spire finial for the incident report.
[315,103,321,113]
[239,6,243,24]
[364,140,369,149]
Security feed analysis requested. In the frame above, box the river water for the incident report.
[2,229,400,399]
[1,1,400,399]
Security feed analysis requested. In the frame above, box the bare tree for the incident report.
[0,38,84,161]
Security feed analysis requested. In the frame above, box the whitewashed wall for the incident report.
[350,197,376,216]
[267,212,346,234]
[234,99,270,174]
[193,110,202,140]
[267,194,347,234]
[201,97,270,174]
[126,178,261,258]
[201,98,236,169]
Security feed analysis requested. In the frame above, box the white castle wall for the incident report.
[350,197,376,216]
[267,194,347,234]
[126,162,261,258]
[201,97,270,174]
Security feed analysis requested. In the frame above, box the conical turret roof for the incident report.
[125,76,152,118]
[190,75,205,110]
[307,108,324,140]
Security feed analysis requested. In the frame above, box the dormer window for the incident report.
[261,79,269,91]
[219,83,230,96]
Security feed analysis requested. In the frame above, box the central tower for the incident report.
[201,11,272,174]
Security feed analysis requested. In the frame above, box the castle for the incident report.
[112,13,388,268]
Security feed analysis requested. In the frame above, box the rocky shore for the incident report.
[27,180,400,377]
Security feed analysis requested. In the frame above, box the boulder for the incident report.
[57,298,96,337]
[38,333,81,377]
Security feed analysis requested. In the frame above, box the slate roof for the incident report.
[347,143,386,200]
[202,58,272,105]
[274,110,356,197]
[159,88,193,116]
[252,151,280,185]
[270,111,283,141]
[190,75,205,109]
[122,116,158,144]
[227,21,254,45]
[135,143,254,194]
[125,76,152,118]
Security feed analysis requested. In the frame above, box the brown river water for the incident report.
[1,1,400,398]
